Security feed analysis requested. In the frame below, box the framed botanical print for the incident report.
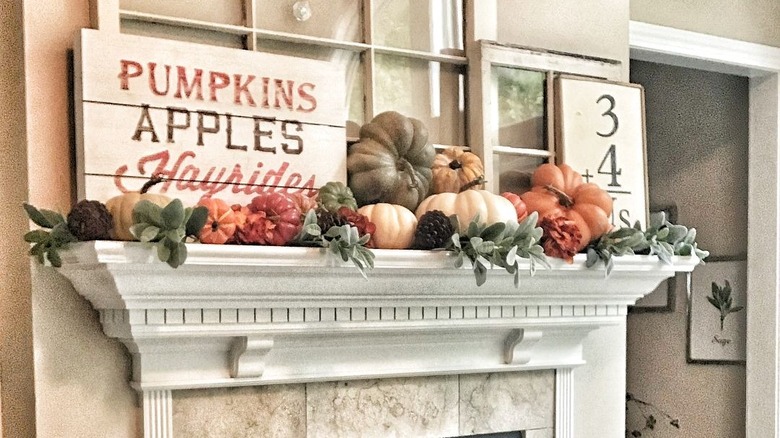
[687,257,747,364]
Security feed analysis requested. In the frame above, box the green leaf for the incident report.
[140,225,161,242]
[24,229,50,243]
[480,222,506,241]
[25,204,65,230]
[47,248,63,268]
[161,199,185,229]
[157,242,171,262]
[186,206,209,237]
[730,306,744,314]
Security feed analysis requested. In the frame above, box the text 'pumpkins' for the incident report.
[520,163,613,250]
[347,111,435,211]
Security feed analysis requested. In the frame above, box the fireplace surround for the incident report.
[57,241,698,437]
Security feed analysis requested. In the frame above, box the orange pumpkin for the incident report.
[197,198,238,244]
[520,163,613,250]
[431,147,485,193]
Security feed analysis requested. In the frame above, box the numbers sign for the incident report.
[554,75,649,229]
[74,29,347,205]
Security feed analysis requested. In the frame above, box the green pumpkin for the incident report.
[347,111,435,211]
[317,181,358,212]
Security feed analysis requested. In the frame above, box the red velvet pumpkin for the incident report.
[500,192,528,222]
[237,193,302,245]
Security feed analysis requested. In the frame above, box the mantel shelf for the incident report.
[57,241,698,391]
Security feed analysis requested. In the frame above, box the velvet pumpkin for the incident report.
[414,190,517,232]
[317,181,358,212]
[500,192,528,222]
[237,193,302,246]
[356,203,418,249]
[105,176,171,241]
[347,111,435,211]
[431,147,485,193]
[197,197,238,244]
[520,163,613,250]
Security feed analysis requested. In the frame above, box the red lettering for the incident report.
[118,60,143,90]
[274,79,294,110]
[296,83,317,112]
[175,67,204,100]
[148,63,171,96]
[261,162,290,186]
[209,71,230,102]
[233,74,256,106]
[261,77,270,108]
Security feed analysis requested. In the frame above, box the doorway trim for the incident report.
[630,20,780,437]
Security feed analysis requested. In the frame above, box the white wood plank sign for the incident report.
[555,75,649,229]
[74,29,347,205]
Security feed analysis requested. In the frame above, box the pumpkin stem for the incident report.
[140,174,165,194]
[399,160,419,189]
[448,160,463,170]
[544,185,574,208]
[459,175,486,192]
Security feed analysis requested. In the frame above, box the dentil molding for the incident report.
[58,241,698,392]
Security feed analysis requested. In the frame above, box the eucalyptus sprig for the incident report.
[447,212,549,287]
[130,199,209,268]
[23,203,77,268]
[294,209,375,278]
[586,211,709,276]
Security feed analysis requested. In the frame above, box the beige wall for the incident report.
[21,0,140,436]
[632,0,780,48]
[627,60,748,437]
[0,0,35,436]
[497,0,630,80]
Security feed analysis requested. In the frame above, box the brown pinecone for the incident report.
[317,209,348,233]
[412,210,455,250]
[67,200,113,241]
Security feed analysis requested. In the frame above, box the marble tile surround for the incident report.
[172,371,554,437]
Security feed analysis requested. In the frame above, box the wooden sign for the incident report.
[74,29,347,205]
[554,75,649,229]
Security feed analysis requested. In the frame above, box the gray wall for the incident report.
[627,59,748,437]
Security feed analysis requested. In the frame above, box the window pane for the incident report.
[122,20,246,49]
[493,66,545,149]
[372,0,463,53]
[374,54,465,146]
[255,40,363,137]
[495,154,544,194]
[255,0,361,42]
[120,0,246,26]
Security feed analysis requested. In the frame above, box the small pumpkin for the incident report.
[347,111,436,211]
[197,198,238,244]
[105,175,171,241]
[520,163,613,250]
[500,192,528,222]
[415,190,517,232]
[431,147,485,193]
[236,193,302,246]
[356,203,418,249]
[317,181,358,212]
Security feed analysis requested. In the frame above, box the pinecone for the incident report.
[67,200,113,241]
[412,210,455,250]
[317,209,348,233]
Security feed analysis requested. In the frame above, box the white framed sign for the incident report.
[554,75,649,229]
[74,29,347,205]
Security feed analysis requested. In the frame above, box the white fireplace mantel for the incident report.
[58,241,698,390]
[58,241,698,437]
